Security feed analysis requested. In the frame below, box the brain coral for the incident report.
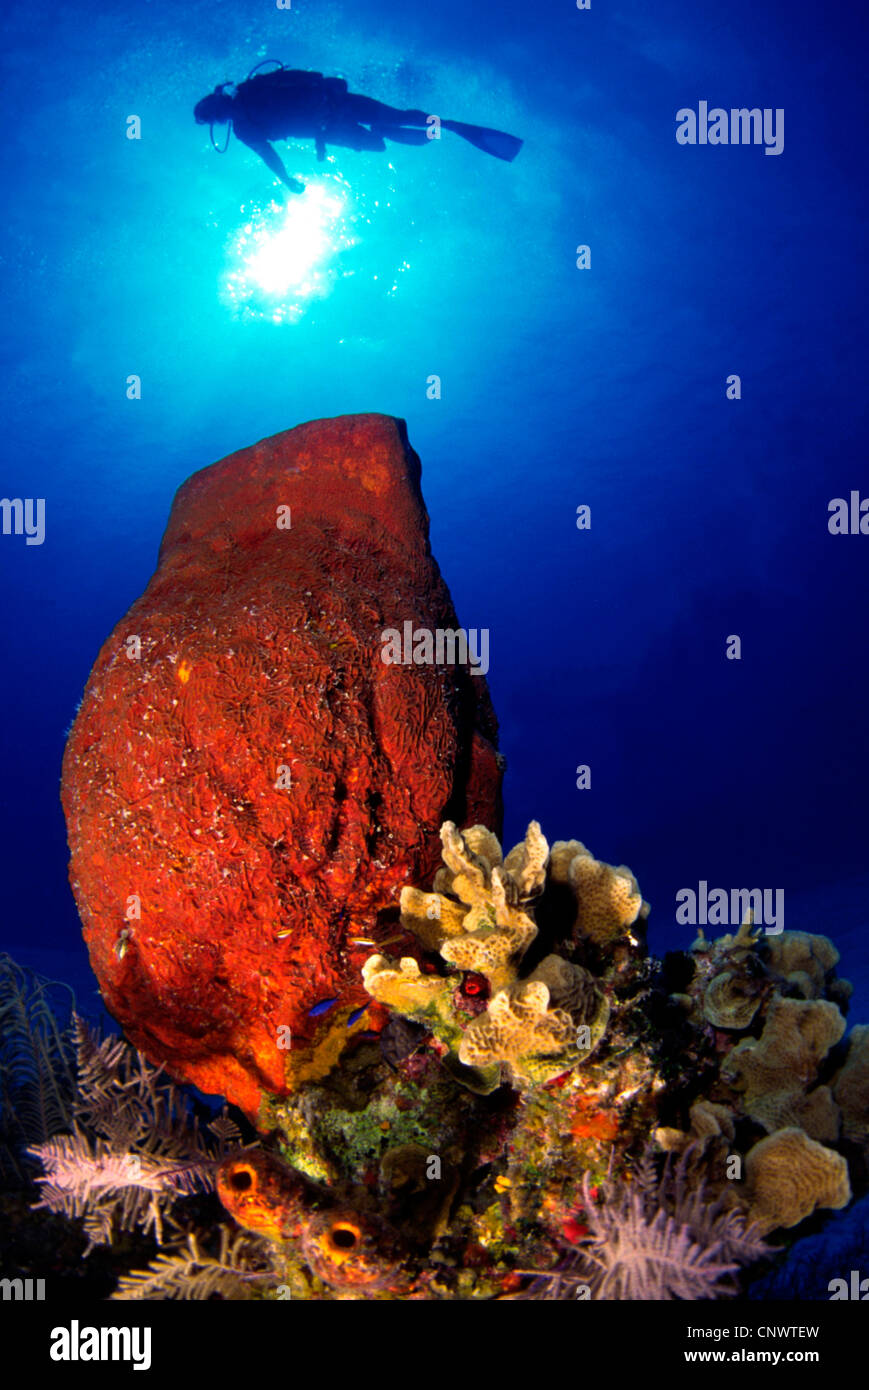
[61,415,502,1119]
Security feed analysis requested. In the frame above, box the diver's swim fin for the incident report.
[441,120,523,162]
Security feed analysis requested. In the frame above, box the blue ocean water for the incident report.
[0,0,866,1025]
[748,1193,869,1301]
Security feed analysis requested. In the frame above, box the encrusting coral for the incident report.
[363,821,615,1091]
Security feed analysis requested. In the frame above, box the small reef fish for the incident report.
[217,1148,400,1291]
[347,1005,368,1027]
[308,997,340,1018]
[114,927,133,962]
[348,933,405,950]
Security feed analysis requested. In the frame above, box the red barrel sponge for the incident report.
[61,414,502,1119]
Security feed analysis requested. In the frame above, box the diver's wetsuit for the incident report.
[196,67,522,192]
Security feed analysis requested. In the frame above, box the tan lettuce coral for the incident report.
[360,956,459,1043]
[397,887,468,953]
[691,913,763,963]
[689,1098,736,1140]
[526,954,605,1018]
[439,884,537,995]
[764,931,841,1000]
[703,966,766,1030]
[458,964,611,1089]
[794,1086,841,1144]
[458,981,576,1087]
[363,821,618,1091]
[832,1025,869,1145]
[654,1098,736,1152]
[692,924,850,1014]
[721,996,846,1135]
[745,1127,851,1235]
[549,840,646,948]
[433,821,546,905]
[501,822,550,899]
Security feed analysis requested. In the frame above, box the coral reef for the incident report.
[17,818,869,1300]
[363,821,615,1091]
[652,914,867,1265]
[507,1146,770,1300]
[665,919,861,1155]
[61,415,502,1119]
[210,830,861,1298]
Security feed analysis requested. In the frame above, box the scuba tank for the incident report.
[244,59,348,99]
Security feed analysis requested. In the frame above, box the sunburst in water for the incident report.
[223,176,359,324]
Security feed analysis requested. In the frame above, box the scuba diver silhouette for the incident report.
[194,61,523,192]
